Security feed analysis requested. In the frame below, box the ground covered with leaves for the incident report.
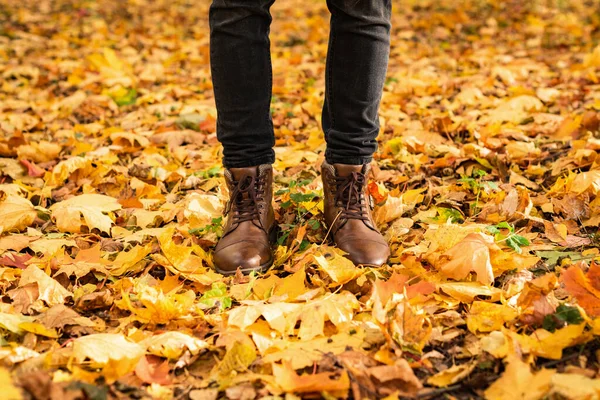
[2,0,600,398]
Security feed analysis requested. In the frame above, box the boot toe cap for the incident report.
[214,241,273,275]
[337,238,390,267]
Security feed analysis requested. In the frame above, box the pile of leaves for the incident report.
[2,0,600,398]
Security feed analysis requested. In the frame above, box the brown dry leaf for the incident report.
[367,360,422,396]
[36,305,95,329]
[19,265,72,306]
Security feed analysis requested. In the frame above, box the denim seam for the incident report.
[326,154,373,166]
[326,13,336,139]
[267,27,275,148]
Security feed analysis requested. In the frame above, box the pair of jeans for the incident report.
[209,0,392,168]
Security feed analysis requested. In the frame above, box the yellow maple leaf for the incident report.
[228,292,359,340]
[49,194,121,233]
[211,340,257,385]
[155,226,220,285]
[427,361,476,388]
[116,285,197,324]
[506,324,589,360]
[143,331,209,359]
[390,299,431,352]
[313,246,363,286]
[550,373,600,399]
[108,244,152,276]
[0,367,22,400]
[44,157,95,187]
[70,333,145,382]
[0,194,37,234]
[484,355,553,400]
[467,301,518,333]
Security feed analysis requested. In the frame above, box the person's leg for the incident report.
[322,0,392,165]
[209,0,276,168]
[321,0,392,267]
[210,0,277,275]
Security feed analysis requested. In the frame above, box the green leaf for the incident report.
[290,192,316,203]
[555,304,584,325]
[506,238,522,254]
[199,282,232,311]
[436,207,464,223]
[542,304,583,332]
[486,225,500,235]
[512,235,530,246]
[111,88,137,106]
[308,219,320,230]
[534,250,587,267]
[496,221,513,231]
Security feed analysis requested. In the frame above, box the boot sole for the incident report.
[214,225,279,276]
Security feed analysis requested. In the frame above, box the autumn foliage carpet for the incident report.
[3,0,600,398]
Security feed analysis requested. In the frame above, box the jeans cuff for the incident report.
[325,151,372,166]
[223,155,275,169]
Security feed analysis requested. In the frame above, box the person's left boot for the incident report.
[321,161,390,266]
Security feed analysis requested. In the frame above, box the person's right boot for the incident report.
[213,165,276,275]
[321,161,390,266]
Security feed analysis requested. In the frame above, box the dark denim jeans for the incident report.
[209,0,392,168]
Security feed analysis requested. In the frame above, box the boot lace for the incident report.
[334,172,370,221]
[226,175,264,224]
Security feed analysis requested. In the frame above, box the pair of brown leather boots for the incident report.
[213,162,390,275]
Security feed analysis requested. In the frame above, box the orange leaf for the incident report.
[439,233,496,285]
[135,355,173,385]
[561,262,600,316]
[373,273,435,305]
[273,361,349,394]
[367,181,386,204]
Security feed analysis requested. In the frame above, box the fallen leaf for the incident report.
[467,301,518,333]
[19,265,72,306]
[0,194,37,234]
[143,331,209,359]
[367,360,422,396]
[272,361,350,395]
[484,355,553,400]
[135,355,173,385]
[561,262,600,317]
[313,247,363,285]
[49,194,122,233]
[438,233,497,285]
[0,367,23,400]
[70,333,145,382]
